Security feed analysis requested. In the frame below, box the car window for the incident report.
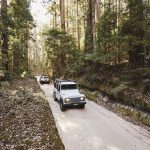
[58,84,60,91]
[54,82,56,88]
[61,84,77,90]
[56,83,58,90]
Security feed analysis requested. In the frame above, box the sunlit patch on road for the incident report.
[106,145,122,150]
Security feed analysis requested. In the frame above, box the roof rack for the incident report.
[54,79,75,83]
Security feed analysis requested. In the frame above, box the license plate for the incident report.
[73,104,78,106]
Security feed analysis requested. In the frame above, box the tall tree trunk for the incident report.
[60,0,66,32]
[95,0,100,22]
[52,2,57,29]
[52,12,55,29]
[77,0,81,50]
[24,1,29,72]
[84,0,94,53]
[118,0,121,63]
[83,1,87,35]
[116,0,121,63]
[92,0,96,49]
[24,28,29,71]
[66,0,69,31]
[59,0,66,75]
[13,31,20,74]
[54,3,57,30]
[1,0,9,78]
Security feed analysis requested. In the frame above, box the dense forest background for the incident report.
[0,0,34,79]
[1,0,150,78]
[43,0,150,77]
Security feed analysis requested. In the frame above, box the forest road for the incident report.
[38,78,150,150]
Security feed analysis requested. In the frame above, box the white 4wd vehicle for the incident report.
[53,79,86,111]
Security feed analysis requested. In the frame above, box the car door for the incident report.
[58,83,61,100]
[56,83,61,100]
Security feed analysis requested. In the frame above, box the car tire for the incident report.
[80,104,85,109]
[60,100,65,111]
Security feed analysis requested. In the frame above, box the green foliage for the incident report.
[9,0,34,74]
[112,81,131,97]
[43,29,80,77]
[0,0,34,77]
[95,0,126,64]
[120,0,150,68]
[116,107,150,127]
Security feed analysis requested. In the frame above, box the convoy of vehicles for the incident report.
[39,76,86,111]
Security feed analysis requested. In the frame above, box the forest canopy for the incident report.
[1,0,150,78]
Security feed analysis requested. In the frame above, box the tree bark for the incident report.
[116,0,121,63]
[84,0,94,53]
[92,0,96,49]
[66,0,69,31]
[60,0,66,32]
[1,0,9,78]
[95,0,100,22]
[59,0,66,74]
[77,0,81,50]
[24,28,29,71]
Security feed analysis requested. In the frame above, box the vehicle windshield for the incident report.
[44,76,48,79]
[61,84,77,90]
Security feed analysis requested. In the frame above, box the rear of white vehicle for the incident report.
[53,79,86,111]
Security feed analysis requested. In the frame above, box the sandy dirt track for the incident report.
[39,80,150,150]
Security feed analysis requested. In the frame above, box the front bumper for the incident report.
[64,101,86,107]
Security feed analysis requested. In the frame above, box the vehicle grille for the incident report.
[70,97,81,102]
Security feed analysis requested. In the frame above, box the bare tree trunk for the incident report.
[24,28,29,71]
[13,31,20,74]
[84,0,94,53]
[52,2,57,29]
[66,0,69,32]
[83,1,87,35]
[118,0,121,63]
[95,0,100,22]
[92,0,96,49]
[60,0,66,32]
[116,0,121,63]
[54,3,57,30]
[77,0,81,50]
[59,0,66,75]
[24,2,30,72]
[1,0,9,78]
[52,13,55,29]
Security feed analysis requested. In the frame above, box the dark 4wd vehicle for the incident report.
[40,75,50,84]
[53,79,86,111]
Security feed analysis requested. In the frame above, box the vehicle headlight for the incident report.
[80,97,85,101]
[64,98,70,103]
